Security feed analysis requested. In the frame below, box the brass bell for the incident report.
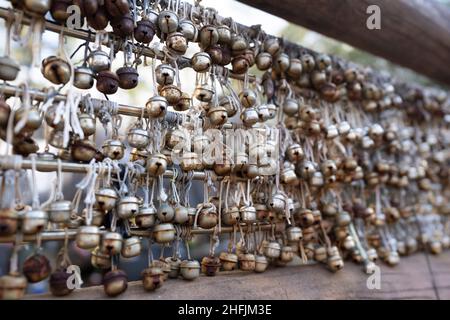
[91,247,111,269]
[49,268,73,297]
[222,206,240,226]
[280,245,294,263]
[96,71,120,95]
[201,256,221,276]
[255,255,269,273]
[273,53,290,73]
[41,56,71,85]
[71,138,97,163]
[153,223,176,244]
[76,225,101,250]
[127,127,150,149]
[239,89,257,108]
[102,139,125,160]
[217,25,231,44]
[157,203,175,222]
[135,206,157,228]
[116,66,139,90]
[142,267,164,291]
[232,55,250,74]
[117,196,140,220]
[194,84,215,102]
[0,56,20,81]
[286,144,304,163]
[231,34,248,55]
[179,19,198,42]
[101,232,123,255]
[95,187,118,212]
[301,53,316,72]
[155,64,175,86]
[207,106,228,126]
[166,257,181,279]
[218,97,237,117]
[78,113,96,136]
[0,274,27,300]
[174,92,191,111]
[146,95,168,118]
[121,237,142,258]
[21,209,48,235]
[24,0,50,14]
[314,246,327,263]
[46,199,72,223]
[134,18,156,43]
[240,107,259,127]
[159,84,182,105]
[166,32,188,55]
[47,129,64,149]
[88,49,111,73]
[158,10,179,34]
[23,253,51,283]
[147,153,168,177]
[239,205,257,224]
[191,52,212,73]
[257,104,271,122]
[74,66,95,89]
[336,211,352,227]
[256,52,272,71]
[103,269,128,297]
[180,260,201,281]
[219,252,238,271]
[0,209,19,236]
[263,38,281,56]
[174,205,189,224]
[238,253,256,271]
[327,254,344,272]
[199,25,219,48]
[197,205,218,229]
[14,106,43,134]
[264,241,281,259]
[88,207,105,227]
[281,162,298,185]
[309,171,324,187]
[287,58,303,79]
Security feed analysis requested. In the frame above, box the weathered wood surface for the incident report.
[237,0,450,86]
[27,252,450,300]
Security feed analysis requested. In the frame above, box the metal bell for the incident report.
[0,56,20,81]
[96,71,119,95]
[287,226,303,242]
[191,52,212,73]
[91,247,111,269]
[74,66,95,89]
[0,209,18,236]
[219,252,238,271]
[280,245,294,263]
[257,104,271,122]
[117,196,140,220]
[116,66,139,90]
[232,55,250,74]
[49,268,73,297]
[273,53,290,73]
[264,241,281,259]
[166,32,188,55]
[23,253,51,283]
[287,58,303,79]
[240,107,259,127]
[194,84,215,102]
[21,209,48,235]
[95,187,118,212]
[281,163,298,185]
[157,203,175,222]
[309,171,324,187]
[155,64,175,86]
[159,84,182,105]
[268,193,286,214]
[254,255,269,273]
[24,0,50,14]
[103,269,128,297]
[197,205,218,229]
[239,89,257,108]
[220,96,238,117]
[141,266,164,291]
[180,260,201,280]
[165,257,182,279]
[283,98,299,116]
[174,92,191,111]
[201,256,221,276]
[102,139,125,160]
[88,49,111,72]
[179,19,197,42]
[46,199,72,223]
[207,106,228,126]
[76,225,101,249]
[127,127,150,149]
[146,95,168,118]
[158,10,179,34]
[239,205,257,224]
[222,206,240,226]
[256,52,272,71]
[301,53,316,72]
[147,153,168,177]
[199,25,219,48]
[286,144,304,163]
[336,211,352,227]
[101,231,123,255]
[71,138,97,163]
[78,113,96,136]
[174,205,189,224]
[135,206,157,228]
[134,18,156,43]
[153,223,176,244]
[14,106,42,134]
[238,253,256,271]
[263,38,281,56]
[121,237,142,258]
[0,274,28,300]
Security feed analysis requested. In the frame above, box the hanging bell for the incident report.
[116,66,139,90]
[101,232,123,255]
[104,0,129,18]
[134,18,156,43]
[336,211,352,227]
[174,205,189,224]
[238,253,256,271]
[111,14,135,38]
[76,225,101,249]
[91,247,111,269]
[166,257,182,279]
[191,52,212,73]
[309,171,324,187]
[153,223,176,244]
[24,0,50,15]
[147,153,168,177]
[127,127,150,149]
[49,268,73,297]
[199,25,219,48]
[121,237,142,258]
[201,256,221,276]
[207,106,228,126]
[257,104,271,122]
[157,203,175,223]
[117,196,140,220]
[180,260,201,281]
[239,89,257,108]
[264,241,281,259]
[41,56,71,85]
[135,206,157,228]
[86,6,109,30]
[280,245,294,263]
[222,206,240,226]
[88,49,111,73]
[142,267,164,291]
[103,269,128,297]
[73,66,95,89]
[155,64,175,86]
[240,107,259,127]
[23,253,51,283]
[193,84,215,102]
[256,52,272,71]
[166,32,188,55]
[232,55,250,74]
[146,95,168,118]
[46,199,72,223]
[281,163,298,185]
[0,209,19,236]
[78,113,96,136]
[263,38,281,56]
[0,274,27,300]
[219,252,238,271]
[283,98,299,116]
[254,255,269,273]
[21,209,48,235]
[268,193,286,214]
[102,139,125,160]
[158,10,179,34]
[96,71,120,95]
[0,56,20,81]
[239,205,257,224]
[197,205,218,229]
[286,226,303,242]
[95,187,118,212]
[179,19,197,42]
[159,84,182,105]
[174,92,191,111]
[219,96,238,117]
[71,138,97,162]
[286,144,304,163]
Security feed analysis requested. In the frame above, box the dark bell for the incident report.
[232,55,250,74]
[72,0,98,17]
[50,0,72,22]
[206,45,223,65]
[116,66,139,89]
[23,253,51,283]
[134,19,156,44]
[111,14,134,38]
[0,99,11,127]
[49,269,73,296]
[104,0,129,18]
[103,269,128,297]
[96,71,120,95]
[86,7,109,30]
[13,137,39,156]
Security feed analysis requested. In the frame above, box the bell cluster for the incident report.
[0,0,449,299]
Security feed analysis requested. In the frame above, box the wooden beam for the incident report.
[236,0,450,86]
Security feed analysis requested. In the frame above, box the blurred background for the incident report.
[0,0,448,294]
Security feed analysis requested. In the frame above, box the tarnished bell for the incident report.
[21,209,48,235]
[121,237,142,258]
[0,210,18,235]
[239,205,257,224]
[194,84,215,102]
[157,203,175,222]
[287,226,303,242]
[179,19,197,41]
[217,24,231,44]
[174,92,191,111]
[146,95,168,118]
[201,256,221,276]
[147,153,168,176]
[222,206,240,226]
[74,66,95,89]
[286,143,304,163]
[134,18,156,43]
[48,130,65,149]
[101,232,123,255]
[166,32,188,55]
[268,193,286,214]
[197,205,218,229]
[280,246,294,263]
[24,0,50,14]
[174,205,189,224]
[71,139,97,163]
[207,106,228,126]
[88,49,110,72]
[91,247,111,269]
[191,52,211,73]
[102,139,125,160]
[103,269,128,297]
[155,64,175,85]
[76,225,101,249]
[158,10,179,34]
[41,56,71,85]
[199,25,219,48]
[47,199,72,223]
[256,52,272,71]
[96,71,119,95]
[241,107,259,127]
[0,274,27,300]
[136,206,157,228]
[219,252,238,271]
[116,66,139,89]
[153,223,176,243]
[255,255,269,273]
[0,56,20,81]
[78,113,96,136]
[127,127,150,149]
[142,267,164,291]
[49,268,73,297]
[117,196,140,219]
[95,187,118,211]
[220,96,238,117]
[180,260,201,280]
[23,253,51,283]
[263,38,281,56]
[239,89,257,108]
[264,241,281,259]
[239,253,256,271]
[159,84,182,105]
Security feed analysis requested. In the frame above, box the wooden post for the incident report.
[237,0,450,86]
